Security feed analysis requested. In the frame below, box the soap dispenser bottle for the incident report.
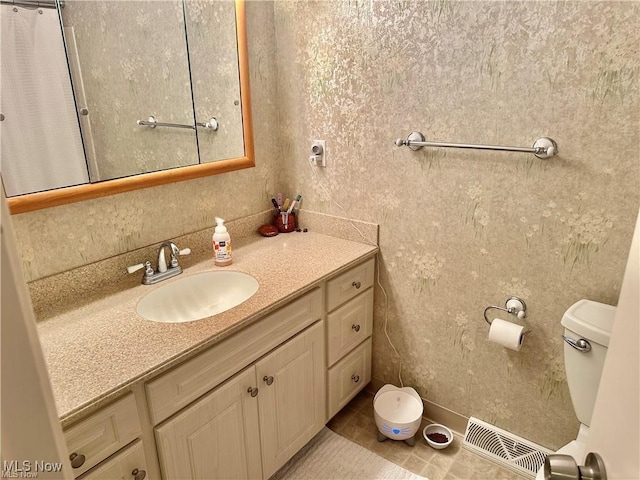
[212,217,232,266]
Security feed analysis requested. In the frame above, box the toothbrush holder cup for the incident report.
[274,212,296,233]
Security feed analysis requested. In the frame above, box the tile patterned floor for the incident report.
[327,391,529,480]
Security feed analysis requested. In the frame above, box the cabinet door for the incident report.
[154,367,262,480]
[256,321,325,479]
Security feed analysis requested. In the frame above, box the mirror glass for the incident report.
[185,1,244,165]
[64,0,200,181]
[1,0,253,213]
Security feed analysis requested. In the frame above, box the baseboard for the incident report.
[368,378,468,436]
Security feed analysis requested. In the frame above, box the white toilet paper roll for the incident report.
[488,318,525,351]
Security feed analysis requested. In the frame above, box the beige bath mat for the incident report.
[271,428,427,480]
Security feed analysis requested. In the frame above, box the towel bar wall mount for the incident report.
[395,131,558,159]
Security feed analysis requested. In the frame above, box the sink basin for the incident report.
[137,271,259,323]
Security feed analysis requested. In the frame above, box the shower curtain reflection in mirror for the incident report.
[0,4,89,197]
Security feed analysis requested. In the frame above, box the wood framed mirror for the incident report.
[5,0,253,215]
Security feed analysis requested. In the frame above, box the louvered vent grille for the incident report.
[463,417,553,478]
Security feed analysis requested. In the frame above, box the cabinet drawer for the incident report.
[326,258,375,311]
[79,440,147,480]
[64,393,141,477]
[327,338,371,419]
[327,289,373,367]
[146,288,322,424]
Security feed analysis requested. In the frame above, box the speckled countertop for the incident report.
[36,232,377,425]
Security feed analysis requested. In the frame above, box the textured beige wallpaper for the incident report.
[273,0,639,449]
[12,0,282,281]
[11,0,639,453]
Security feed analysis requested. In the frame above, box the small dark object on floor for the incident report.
[426,432,449,443]
[303,228,308,232]
[296,228,302,232]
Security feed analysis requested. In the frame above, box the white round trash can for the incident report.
[373,384,424,446]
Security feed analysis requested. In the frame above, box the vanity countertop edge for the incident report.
[35,232,378,427]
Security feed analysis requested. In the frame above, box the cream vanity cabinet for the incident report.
[149,289,325,480]
[325,258,374,419]
[60,255,375,480]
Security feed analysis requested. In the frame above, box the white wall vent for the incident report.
[462,417,554,478]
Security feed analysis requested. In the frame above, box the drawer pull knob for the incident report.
[352,281,361,289]
[263,375,274,386]
[69,453,85,469]
[352,324,361,332]
[247,386,259,397]
[132,469,147,480]
[351,375,360,383]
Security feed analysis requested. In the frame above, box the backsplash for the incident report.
[10,0,639,453]
[27,209,377,322]
[26,210,272,321]
[273,0,639,449]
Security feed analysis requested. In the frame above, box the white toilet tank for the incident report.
[561,299,616,427]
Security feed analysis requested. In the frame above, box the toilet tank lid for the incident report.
[561,299,616,347]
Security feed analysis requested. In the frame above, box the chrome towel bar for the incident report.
[137,116,219,131]
[395,131,558,159]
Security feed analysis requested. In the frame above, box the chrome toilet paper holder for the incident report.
[484,296,530,333]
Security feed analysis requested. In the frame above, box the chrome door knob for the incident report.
[544,452,607,480]
[544,454,579,479]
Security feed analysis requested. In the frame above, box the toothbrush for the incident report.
[271,197,280,213]
[282,198,291,211]
[287,194,302,214]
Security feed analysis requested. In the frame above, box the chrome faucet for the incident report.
[127,241,191,285]
[157,241,181,273]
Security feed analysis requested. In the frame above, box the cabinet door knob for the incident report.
[352,281,361,289]
[263,375,274,386]
[352,324,361,332]
[69,453,86,468]
[247,386,259,397]
[351,375,360,383]
[132,469,147,480]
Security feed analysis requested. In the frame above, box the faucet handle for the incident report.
[127,264,144,274]
[127,261,153,276]
[169,247,191,268]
